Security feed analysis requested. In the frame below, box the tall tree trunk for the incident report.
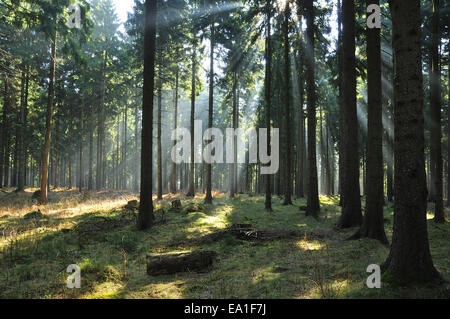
[97,51,107,190]
[430,0,444,223]
[134,99,140,192]
[186,39,197,198]
[88,104,94,191]
[40,30,57,204]
[283,2,293,205]
[137,0,157,230]
[230,72,237,198]
[68,101,73,190]
[382,0,441,285]
[295,7,305,198]
[171,69,179,194]
[264,0,272,211]
[447,55,450,207]
[54,113,59,188]
[336,0,362,228]
[205,10,215,204]
[337,0,344,206]
[16,69,26,192]
[123,105,127,189]
[157,49,162,199]
[78,103,84,192]
[351,0,388,244]
[305,0,320,218]
[0,74,10,188]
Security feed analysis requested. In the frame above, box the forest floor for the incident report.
[0,188,449,299]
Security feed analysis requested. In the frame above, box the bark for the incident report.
[137,0,157,230]
[447,55,450,207]
[337,0,344,206]
[186,39,196,198]
[88,104,94,191]
[157,53,162,200]
[123,105,127,189]
[0,74,10,188]
[68,101,73,190]
[283,2,293,205]
[78,102,84,191]
[305,0,320,218]
[264,0,272,211]
[351,0,388,245]
[171,69,179,194]
[16,69,26,192]
[40,30,57,204]
[430,0,444,223]
[295,16,305,198]
[336,0,362,228]
[230,72,237,198]
[96,51,107,190]
[205,11,214,204]
[382,0,441,285]
[134,100,140,192]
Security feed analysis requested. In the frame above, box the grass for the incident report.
[0,188,448,299]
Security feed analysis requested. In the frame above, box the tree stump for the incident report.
[171,199,182,209]
[147,250,217,275]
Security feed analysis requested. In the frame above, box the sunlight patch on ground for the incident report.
[296,240,325,251]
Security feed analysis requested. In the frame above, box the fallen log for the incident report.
[147,250,217,276]
[170,224,311,247]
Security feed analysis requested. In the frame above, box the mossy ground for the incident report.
[0,189,448,299]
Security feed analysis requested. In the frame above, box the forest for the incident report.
[0,0,449,300]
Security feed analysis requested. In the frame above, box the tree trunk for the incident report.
[16,69,26,192]
[205,11,215,204]
[283,2,293,205]
[78,103,84,192]
[0,74,10,188]
[68,101,73,190]
[352,0,388,244]
[186,39,196,198]
[305,0,320,218]
[382,0,441,285]
[40,30,57,204]
[264,0,272,211]
[96,51,107,190]
[88,104,94,191]
[295,9,305,198]
[157,54,162,200]
[337,0,344,206]
[447,55,450,207]
[336,0,362,228]
[134,99,140,192]
[171,69,179,194]
[430,0,444,223]
[137,0,157,230]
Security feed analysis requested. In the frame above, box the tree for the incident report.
[40,28,57,204]
[336,0,362,228]
[351,0,388,244]
[264,0,272,211]
[137,0,157,230]
[430,0,445,223]
[282,0,293,206]
[205,0,215,204]
[382,0,441,285]
[304,0,320,218]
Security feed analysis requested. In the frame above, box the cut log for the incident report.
[147,250,217,276]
